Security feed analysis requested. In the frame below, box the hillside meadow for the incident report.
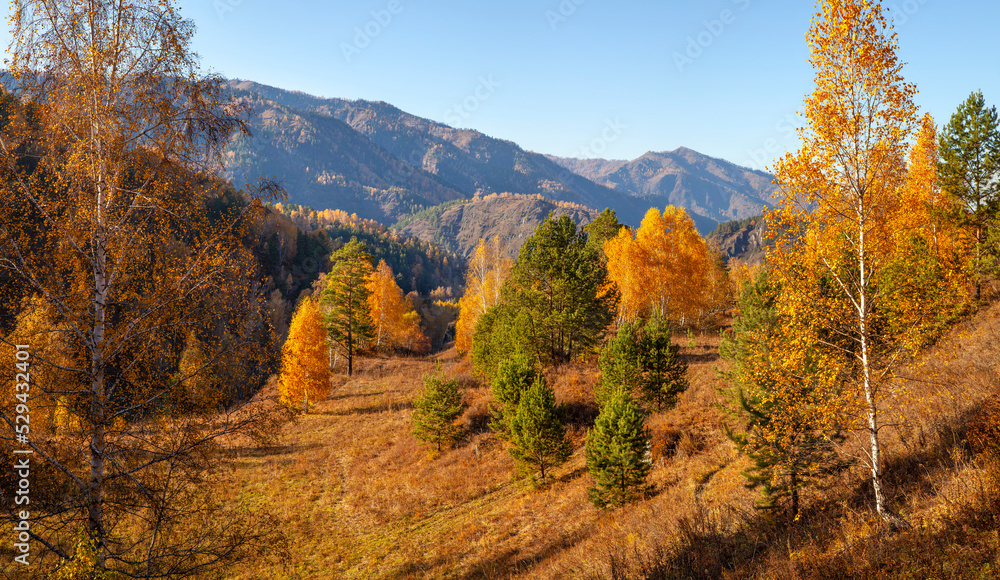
[210,295,1000,579]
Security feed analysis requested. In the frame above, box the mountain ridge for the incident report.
[547,147,777,229]
[221,79,777,235]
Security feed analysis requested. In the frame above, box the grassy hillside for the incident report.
[212,292,1000,579]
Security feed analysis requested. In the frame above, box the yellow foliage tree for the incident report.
[174,331,218,411]
[0,0,278,571]
[3,297,73,435]
[455,238,512,355]
[603,227,649,325]
[604,206,722,326]
[768,0,966,526]
[278,297,331,411]
[902,113,965,263]
[366,260,429,353]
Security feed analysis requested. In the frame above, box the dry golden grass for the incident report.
[218,303,1000,579]
[215,332,739,580]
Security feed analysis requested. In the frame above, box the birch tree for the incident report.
[770,0,919,527]
[0,0,280,574]
[455,237,511,356]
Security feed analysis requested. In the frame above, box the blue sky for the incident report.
[4,1,999,171]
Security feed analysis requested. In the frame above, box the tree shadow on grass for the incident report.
[557,466,588,484]
[680,351,720,365]
[458,528,590,580]
[228,442,325,458]
[326,389,408,402]
[562,401,599,428]
[317,401,414,416]
[843,406,982,515]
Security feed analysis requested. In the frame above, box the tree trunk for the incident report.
[90,182,108,564]
[347,325,354,377]
[859,218,907,529]
[790,472,799,521]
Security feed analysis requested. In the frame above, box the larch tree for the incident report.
[0,0,279,573]
[367,259,428,353]
[903,114,950,257]
[278,297,331,412]
[174,331,218,412]
[894,113,971,332]
[455,237,511,356]
[321,239,375,376]
[770,0,925,527]
[3,296,75,436]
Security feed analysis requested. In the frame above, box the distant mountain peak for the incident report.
[548,148,777,232]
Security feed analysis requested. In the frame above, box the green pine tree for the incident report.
[584,207,625,254]
[411,374,465,452]
[938,90,1000,298]
[508,377,571,481]
[489,353,539,438]
[471,303,536,381]
[637,314,688,412]
[505,214,615,364]
[585,389,653,508]
[720,268,851,520]
[321,239,374,376]
[596,321,642,408]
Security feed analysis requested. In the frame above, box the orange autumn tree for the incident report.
[604,206,722,326]
[901,113,964,260]
[768,0,964,527]
[603,227,649,325]
[455,237,512,355]
[0,0,279,573]
[279,297,331,411]
[367,260,429,353]
[892,113,971,332]
[900,114,941,248]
